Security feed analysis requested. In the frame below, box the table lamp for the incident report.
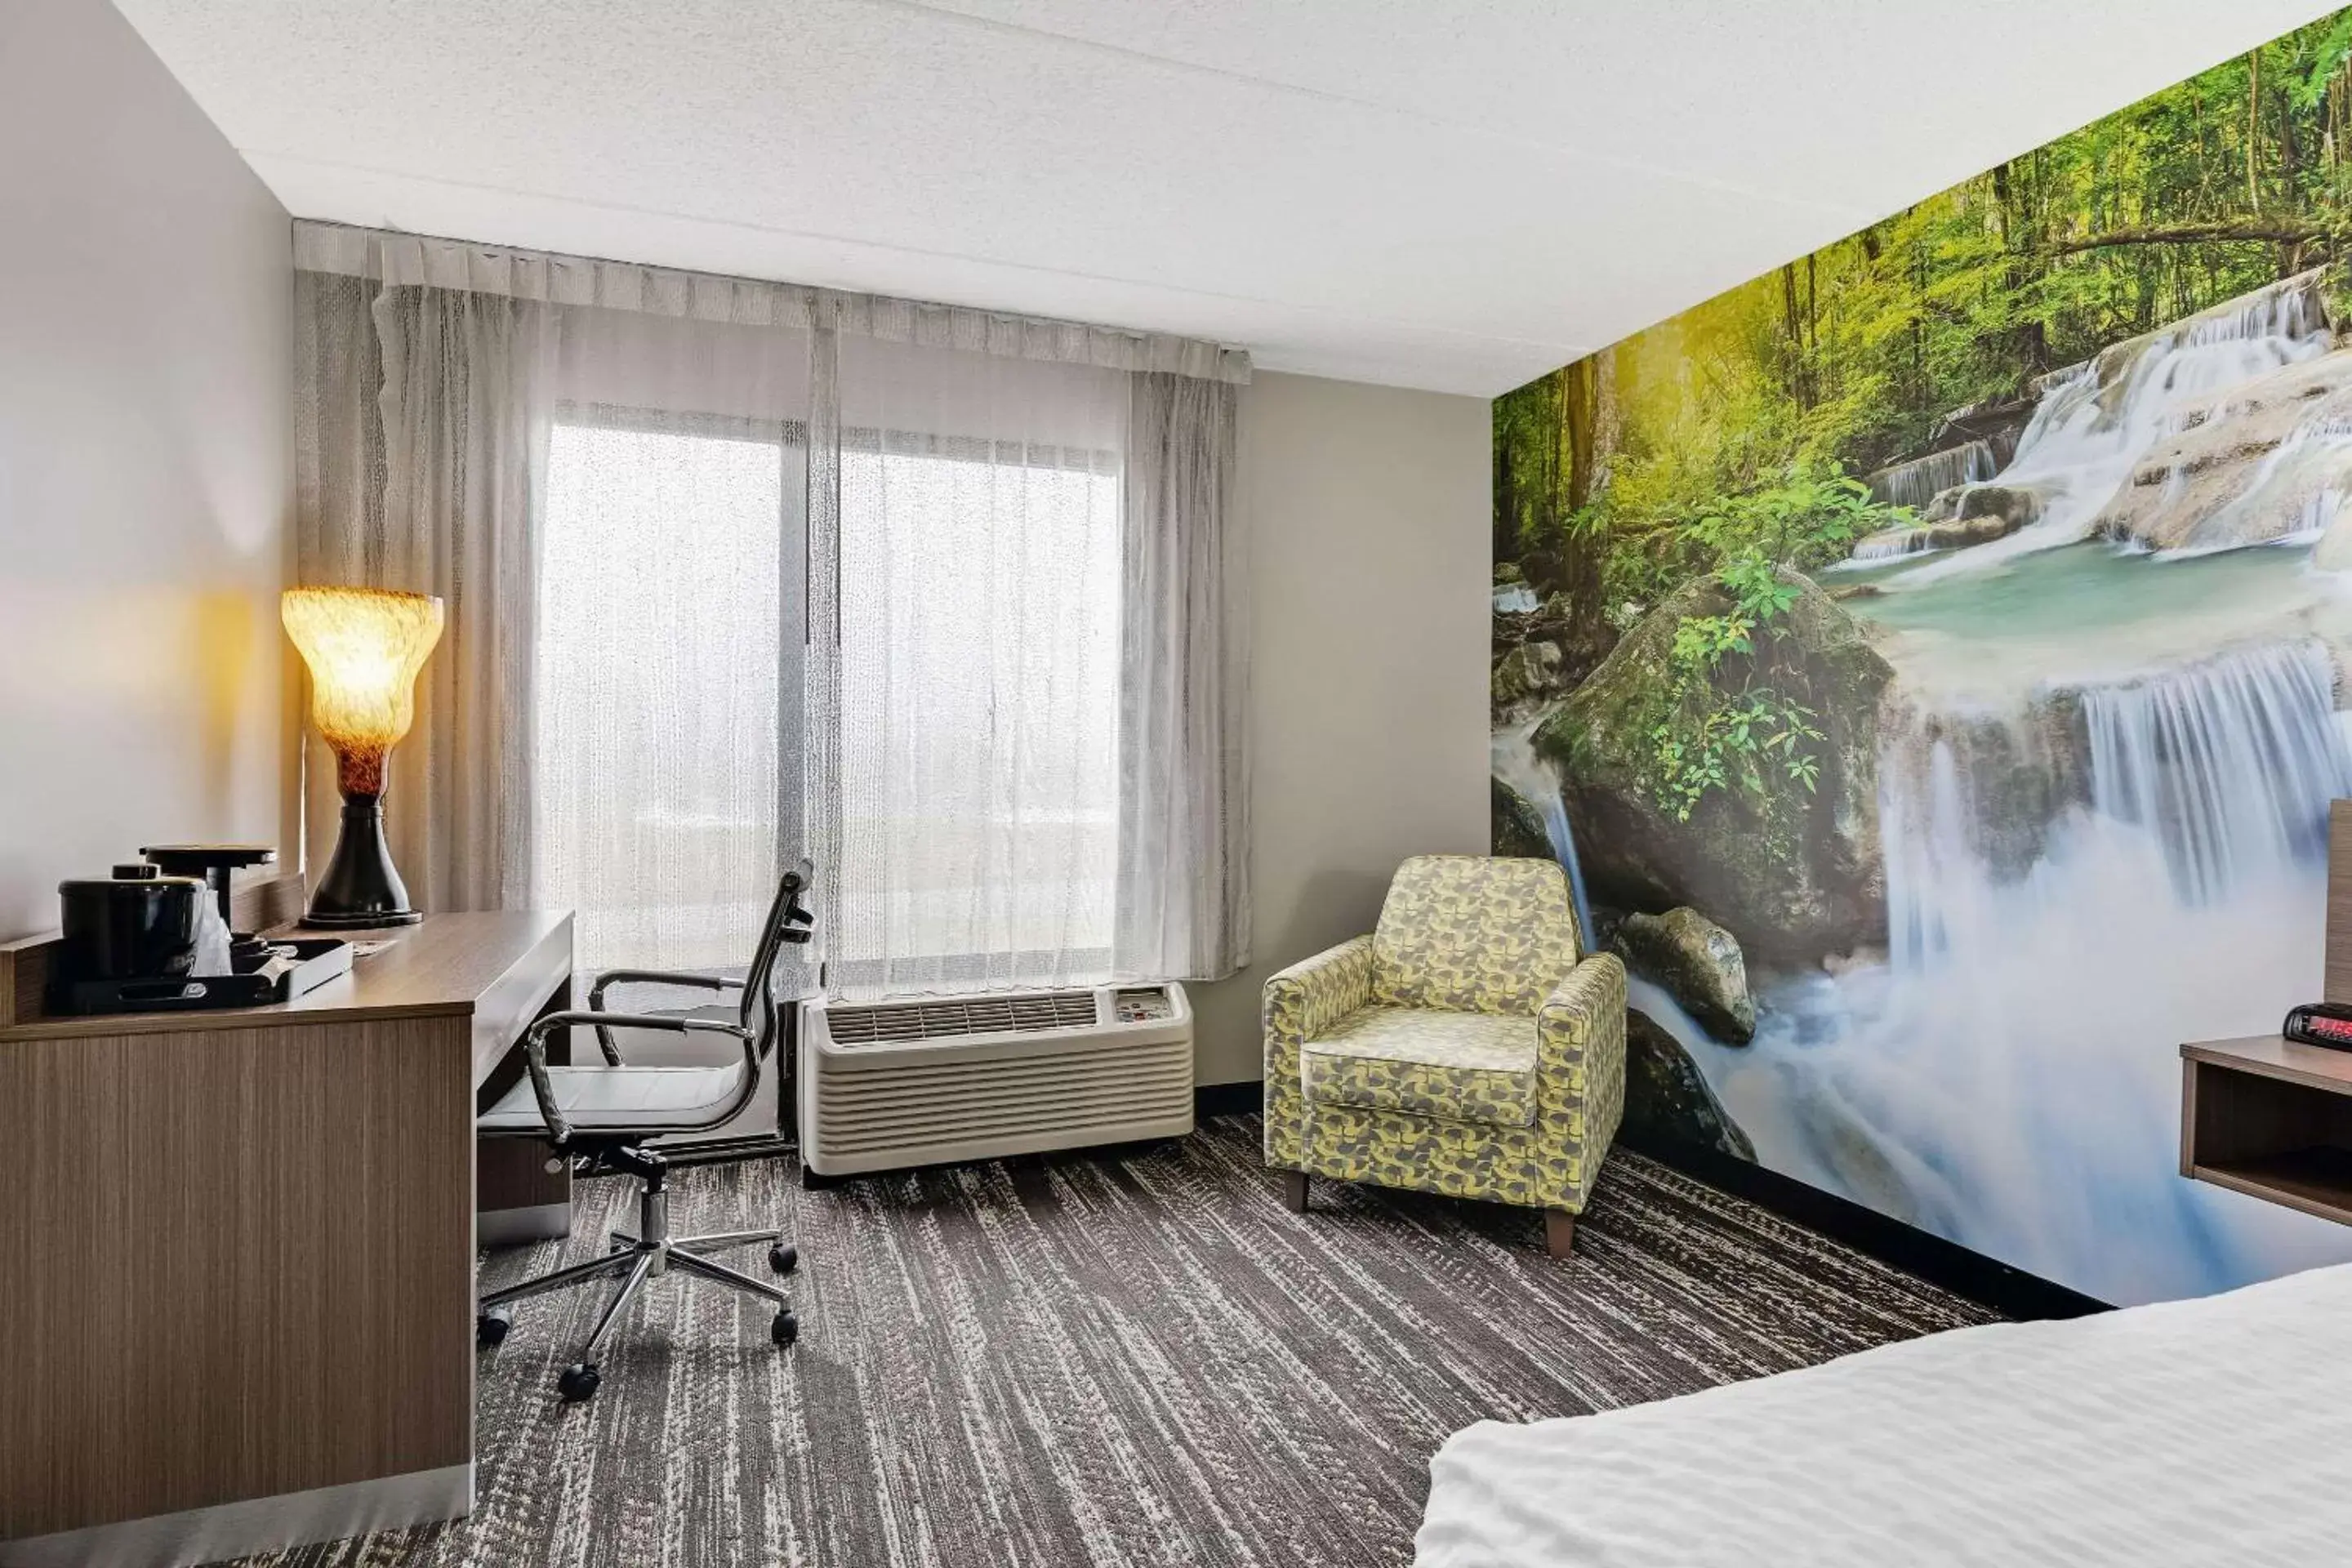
[282,586,445,928]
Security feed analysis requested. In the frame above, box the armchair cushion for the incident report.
[1371,854,1581,1015]
[1301,1007,1539,1127]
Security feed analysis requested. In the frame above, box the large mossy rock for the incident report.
[1623,1011,1755,1161]
[1614,907,1756,1045]
[1491,776,1552,860]
[1920,482,2041,534]
[1492,639,1566,709]
[1533,571,1891,964]
[1840,482,2042,567]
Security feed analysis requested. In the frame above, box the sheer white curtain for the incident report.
[529,308,809,969]
[295,220,1251,991]
[820,336,1129,993]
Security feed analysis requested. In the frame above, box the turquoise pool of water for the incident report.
[1834,537,2352,705]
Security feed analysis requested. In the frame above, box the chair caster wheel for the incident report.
[557,1363,601,1402]
[772,1309,800,1347]
[769,1243,799,1276]
[476,1308,511,1348]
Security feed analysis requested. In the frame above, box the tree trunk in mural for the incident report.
[1780,265,1812,411]
[2250,48,2264,212]
[1493,427,1521,569]
[1991,161,2048,375]
[2042,220,2328,255]
[1490,6,2352,1310]
[1556,354,1618,677]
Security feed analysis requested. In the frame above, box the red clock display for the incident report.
[2303,1013,2352,1045]
[2285,1004,2352,1050]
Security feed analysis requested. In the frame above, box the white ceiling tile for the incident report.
[111,0,2346,394]
[917,0,2341,214]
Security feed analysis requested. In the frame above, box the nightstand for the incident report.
[2180,1034,2352,1226]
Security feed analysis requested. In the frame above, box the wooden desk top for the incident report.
[2181,1033,2352,1094]
[0,910,573,1042]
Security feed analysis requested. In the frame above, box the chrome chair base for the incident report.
[478,1174,799,1402]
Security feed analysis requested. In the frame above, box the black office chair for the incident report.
[475,866,815,1402]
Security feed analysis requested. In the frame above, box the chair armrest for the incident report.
[519,1009,752,1146]
[583,969,746,1064]
[1263,935,1375,1051]
[1262,937,1375,1166]
[1536,951,1627,1141]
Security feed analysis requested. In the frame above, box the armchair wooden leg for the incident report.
[1544,1208,1576,1258]
[1283,1171,1310,1213]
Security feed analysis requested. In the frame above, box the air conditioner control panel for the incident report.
[1112,986,1177,1023]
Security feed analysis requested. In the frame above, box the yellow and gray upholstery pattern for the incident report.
[1264,854,1627,1218]
[1370,854,1582,1015]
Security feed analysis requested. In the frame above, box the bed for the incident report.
[1415,1262,2352,1567]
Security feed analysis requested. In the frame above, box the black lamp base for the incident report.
[306,794,421,928]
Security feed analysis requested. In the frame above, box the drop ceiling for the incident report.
[116,0,2342,396]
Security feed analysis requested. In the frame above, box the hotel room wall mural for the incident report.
[1491,9,2352,1305]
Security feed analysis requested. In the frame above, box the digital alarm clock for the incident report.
[2283,1002,2352,1051]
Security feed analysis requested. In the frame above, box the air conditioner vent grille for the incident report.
[826,989,1098,1045]
[804,984,1192,1176]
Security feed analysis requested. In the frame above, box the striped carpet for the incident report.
[240,1116,1990,1568]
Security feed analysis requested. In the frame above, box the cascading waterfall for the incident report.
[1491,723,1598,951]
[2164,410,2352,556]
[1850,529,1945,564]
[2081,642,2352,903]
[1902,272,2340,580]
[1869,439,1997,510]
[1878,730,1986,974]
[1678,638,2352,1304]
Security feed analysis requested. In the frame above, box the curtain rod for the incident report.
[293,219,1251,385]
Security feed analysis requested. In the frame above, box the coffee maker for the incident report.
[49,846,352,1016]
[141,844,284,969]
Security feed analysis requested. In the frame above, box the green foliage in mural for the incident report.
[1690,466,1895,577]
[1646,555,1827,822]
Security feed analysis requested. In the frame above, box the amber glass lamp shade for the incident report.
[282,586,445,928]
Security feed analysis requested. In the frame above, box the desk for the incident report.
[0,911,573,1566]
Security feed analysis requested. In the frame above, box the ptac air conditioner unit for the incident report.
[799,984,1193,1178]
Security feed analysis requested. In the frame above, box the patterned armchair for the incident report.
[1263,854,1626,1256]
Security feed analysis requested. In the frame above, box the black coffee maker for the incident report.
[52,863,210,1009]
[50,847,352,1016]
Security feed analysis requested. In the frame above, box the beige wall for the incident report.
[0,0,294,938]
[1191,371,1492,1085]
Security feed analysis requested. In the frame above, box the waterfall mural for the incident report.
[1492,11,2352,1306]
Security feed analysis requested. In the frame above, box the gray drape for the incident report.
[293,266,551,911]
[1116,373,1250,980]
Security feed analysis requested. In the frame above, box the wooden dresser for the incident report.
[0,905,573,1566]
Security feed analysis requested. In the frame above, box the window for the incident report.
[830,432,1122,992]
[532,411,805,969]
[532,385,1125,994]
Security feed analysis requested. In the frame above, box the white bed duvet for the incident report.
[1416,1262,2352,1567]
